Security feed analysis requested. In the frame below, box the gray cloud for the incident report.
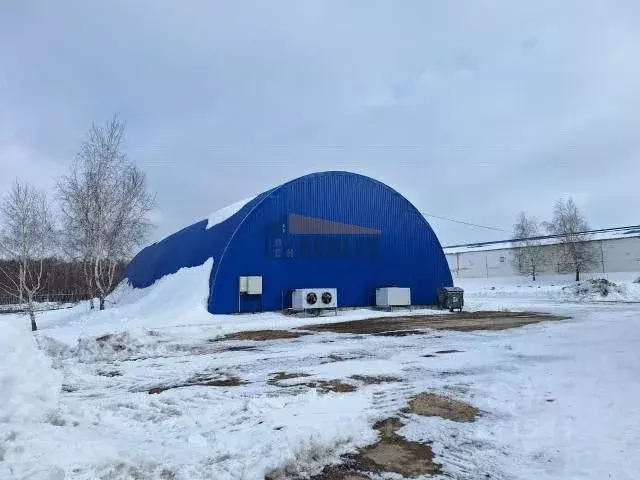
[2,0,639,246]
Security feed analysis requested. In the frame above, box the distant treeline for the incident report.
[0,259,126,305]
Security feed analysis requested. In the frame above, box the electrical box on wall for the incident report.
[238,276,248,293]
[247,276,263,295]
[239,276,262,294]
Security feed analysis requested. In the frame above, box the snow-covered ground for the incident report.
[1,266,639,479]
[459,271,640,299]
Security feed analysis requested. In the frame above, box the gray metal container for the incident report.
[436,286,464,312]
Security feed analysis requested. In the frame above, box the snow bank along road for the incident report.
[1,270,639,479]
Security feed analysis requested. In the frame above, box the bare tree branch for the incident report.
[510,212,547,281]
[0,180,57,330]
[0,262,22,292]
[57,114,155,310]
[0,281,22,300]
[544,198,597,281]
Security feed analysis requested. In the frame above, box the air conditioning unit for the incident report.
[291,288,337,310]
[376,287,411,307]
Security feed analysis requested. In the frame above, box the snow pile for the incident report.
[0,319,61,425]
[74,331,146,363]
[206,196,256,229]
[562,278,625,300]
[42,259,214,345]
[458,274,640,305]
[106,258,211,318]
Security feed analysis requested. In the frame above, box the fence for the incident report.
[0,292,93,314]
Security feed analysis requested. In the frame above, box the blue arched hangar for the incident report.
[125,171,453,314]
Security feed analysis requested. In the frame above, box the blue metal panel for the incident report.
[125,192,270,288]
[209,172,452,313]
[125,171,452,314]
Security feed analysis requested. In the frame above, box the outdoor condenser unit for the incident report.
[291,288,338,310]
[376,287,411,307]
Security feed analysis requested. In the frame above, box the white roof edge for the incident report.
[443,226,640,255]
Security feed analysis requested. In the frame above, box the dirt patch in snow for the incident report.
[313,380,356,393]
[267,373,354,393]
[91,332,142,355]
[320,353,369,364]
[96,369,123,377]
[349,375,402,385]
[321,354,351,363]
[371,330,423,337]
[214,330,309,341]
[168,343,260,356]
[313,474,370,480]
[315,417,441,478]
[312,395,479,477]
[301,311,566,335]
[268,371,311,386]
[357,417,440,476]
[220,345,259,352]
[406,393,480,422]
[148,373,245,394]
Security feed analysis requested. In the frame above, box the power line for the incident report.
[420,212,508,232]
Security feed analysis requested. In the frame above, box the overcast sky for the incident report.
[2,1,640,246]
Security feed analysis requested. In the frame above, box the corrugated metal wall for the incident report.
[126,171,453,314]
[209,172,452,312]
[446,237,640,278]
[125,192,271,288]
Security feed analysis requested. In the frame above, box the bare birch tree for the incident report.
[510,212,546,281]
[57,115,155,310]
[545,198,596,281]
[0,181,56,330]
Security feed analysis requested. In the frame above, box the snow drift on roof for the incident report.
[206,196,256,229]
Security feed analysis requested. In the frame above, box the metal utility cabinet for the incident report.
[237,276,263,312]
[376,287,411,307]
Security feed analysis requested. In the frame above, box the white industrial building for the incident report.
[444,225,640,279]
